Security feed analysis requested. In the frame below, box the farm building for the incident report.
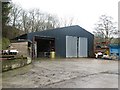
[12,25,94,58]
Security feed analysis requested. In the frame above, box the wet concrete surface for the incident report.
[2,58,118,88]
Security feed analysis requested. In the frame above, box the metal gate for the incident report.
[66,36,77,57]
[78,37,88,57]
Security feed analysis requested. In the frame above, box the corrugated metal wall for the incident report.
[26,25,94,57]
[66,36,77,57]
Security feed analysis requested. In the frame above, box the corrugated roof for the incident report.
[12,25,94,41]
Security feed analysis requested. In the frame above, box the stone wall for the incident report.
[10,42,28,57]
[2,57,32,72]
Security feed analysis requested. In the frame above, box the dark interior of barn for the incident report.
[35,36,55,58]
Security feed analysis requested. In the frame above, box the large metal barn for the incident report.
[13,25,94,58]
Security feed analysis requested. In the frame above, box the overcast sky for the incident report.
[12,0,119,33]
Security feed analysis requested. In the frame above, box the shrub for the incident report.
[0,37,10,50]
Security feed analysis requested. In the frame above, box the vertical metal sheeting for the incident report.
[66,36,77,57]
[78,37,88,57]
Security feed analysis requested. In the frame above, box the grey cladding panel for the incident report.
[78,37,88,57]
[66,36,77,57]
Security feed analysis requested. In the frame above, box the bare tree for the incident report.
[28,9,36,32]
[28,9,46,32]
[20,10,31,33]
[8,3,66,33]
[60,17,74,27]
[28,9,60,32]
[93,15,117,42]
[9,3,22,27]
[45,14,60,29]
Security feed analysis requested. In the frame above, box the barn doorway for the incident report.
[66,36,88,58]
[34,36,55,58]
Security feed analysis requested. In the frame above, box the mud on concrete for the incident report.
[2,58,118,88]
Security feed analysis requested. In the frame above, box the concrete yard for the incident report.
[2,58,118,88]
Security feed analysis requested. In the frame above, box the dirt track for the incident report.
[2,58,118,88]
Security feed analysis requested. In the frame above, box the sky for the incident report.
[12,0,119,33]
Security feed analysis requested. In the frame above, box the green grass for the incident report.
[0,37,10,50]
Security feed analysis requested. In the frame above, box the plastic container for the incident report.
[50,51,55,59]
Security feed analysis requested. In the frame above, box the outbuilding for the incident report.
[13,25,94,58]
